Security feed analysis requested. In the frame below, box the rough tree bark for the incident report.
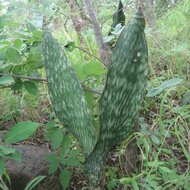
[84,0,110,67]
[137,0,156,30]
[67,0,85,43]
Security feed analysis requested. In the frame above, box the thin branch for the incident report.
[81,85,102,95]
[0,73,47,82]
[59,10,91,27]
[84,0,110,67]
[75,45,104,64]
[0,73,101,95]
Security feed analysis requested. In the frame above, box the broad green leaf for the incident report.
[0,76,14,85]
[150,135,160,145]
[46,121,56,128]
[46,153,60,174]
[24,81,38,95]
[11,81,23,91]
[3,121,40,143]
[50,128,64,149]
[59,136,71,160]
[59,169,72,190]
[65,156,80,167]
[6,47,21,64]
[83,61,105,76]
[73,64,86,80]
[69,149,80,157]
[26,30,42,44]
[24,176,46,190]
[25,54,43,70]
[12,64,23,74]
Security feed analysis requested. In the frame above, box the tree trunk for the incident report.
[67,0,85,43]
[137,0,156,30]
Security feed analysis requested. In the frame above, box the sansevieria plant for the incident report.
[42,4,148,189]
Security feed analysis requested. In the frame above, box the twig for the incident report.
[84,0,110,67]
[75,45,104,64]
[0,73,47,82]
[81,85,102,95]
[59,11,91,28]
[0,73,101,95]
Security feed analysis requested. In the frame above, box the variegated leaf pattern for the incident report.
[85,7,148,187]
[42,29,96,156]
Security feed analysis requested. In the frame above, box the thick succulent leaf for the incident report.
[85,7,148,186]
[108,0,125,36]
[42,29,96,156]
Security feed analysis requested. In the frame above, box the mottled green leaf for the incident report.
[85,7,148,186]
[42,29,96,155]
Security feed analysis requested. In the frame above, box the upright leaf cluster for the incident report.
[42,3,148,189]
